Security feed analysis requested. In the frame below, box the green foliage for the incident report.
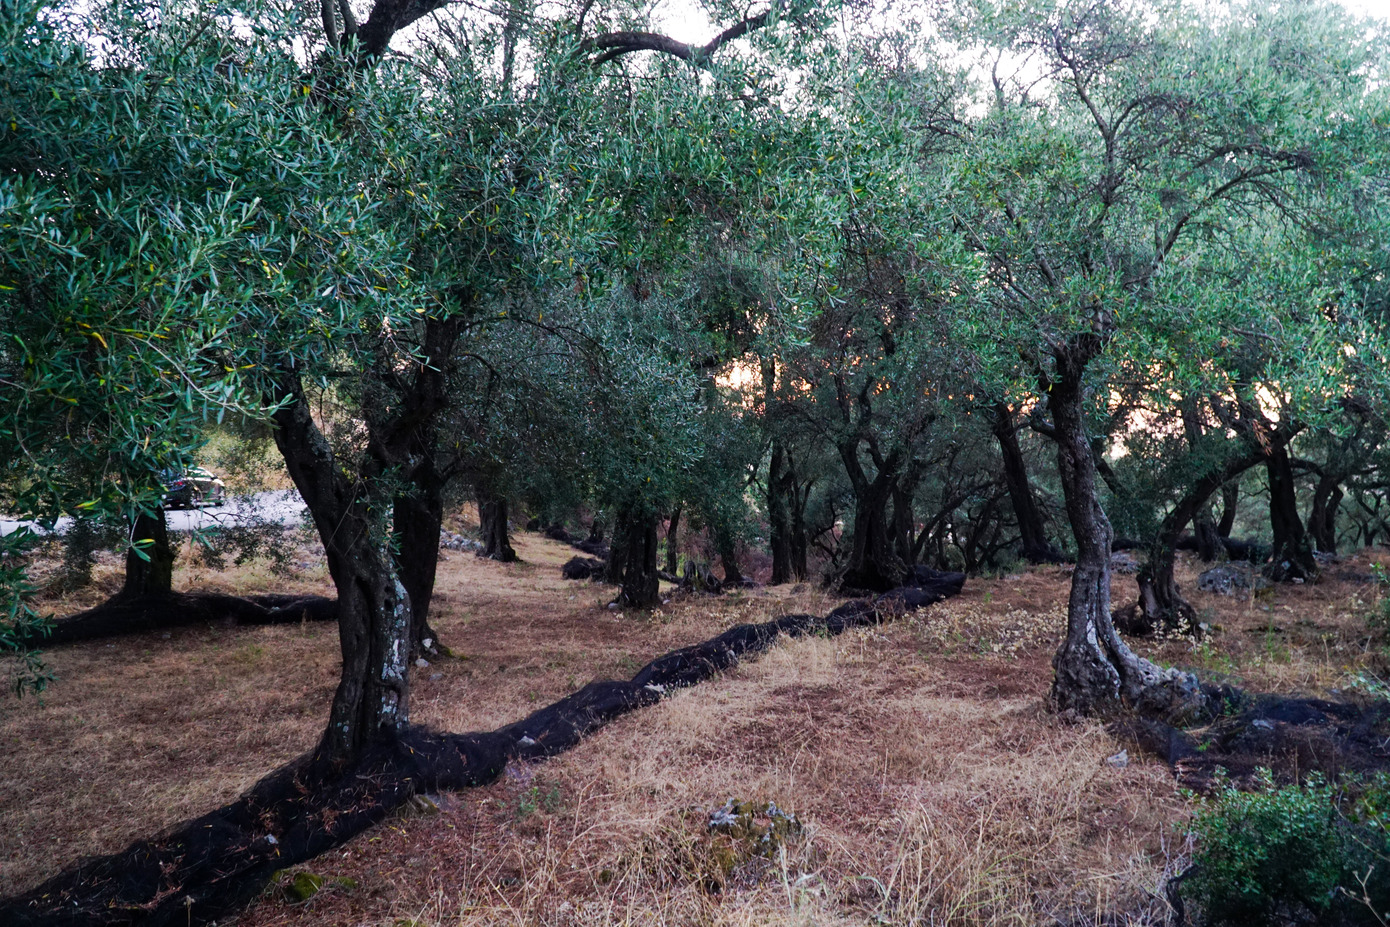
[0,530,54,697]
[1185,772,1390,926]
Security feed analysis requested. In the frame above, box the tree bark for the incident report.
[836,438,906,592]
[394,461,443,656]
[665,506,681,576]
[1217,481,1239,537]
[616,512,661,608]
[789,479,809,581]
[1125,449,1265,634]
[890,461,923,569]
[768,440,794,585]
[477,482,518,562]
[119,508,174,600]
[272,369,411,775]
[1264,443,1318,582]
[1193,507,1222,562]
[1309,472,1343,554]
[605,512,629,586]
[1045,338,1206,721]
[991,401,1062,563]
[389,315,461,653]
[717,530,744,587]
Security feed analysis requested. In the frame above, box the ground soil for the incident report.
[4,528,1388,925]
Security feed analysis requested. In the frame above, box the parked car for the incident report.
[163,467,228,509]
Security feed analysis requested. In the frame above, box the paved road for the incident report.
[0,490,310,538]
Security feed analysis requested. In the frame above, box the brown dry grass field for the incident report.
[3,520,1389,926]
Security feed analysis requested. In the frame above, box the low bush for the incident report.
[1183,771,1390,926]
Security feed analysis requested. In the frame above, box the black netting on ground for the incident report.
[1112,691,1390,793]
[27,593,336,647]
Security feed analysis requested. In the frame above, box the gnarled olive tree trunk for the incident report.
[836,438,907,592]
[272,370,412,775]
[476,481,518,562]
[664,506,681,576]
[1309,471,1344,555]
[768,440,794,585]
[394,461,444,656]
[1264,443,1318,582]
[991,401,1062,563]
[614,510,661,608]
[1046,339,1205,721]
[1128,449,1263,634]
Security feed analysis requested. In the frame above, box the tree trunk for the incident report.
[837,439,906,592]
[891,462,923,569]
[665,506,681,576]
[1193,508,1222,562]
[992,401,1062,563]
[1217,481,1239,537]
[1125,449,1263,635]
[272,370,411,775]
[718,530,744,587]
[1265,444,1318,582]
[394,461,444,656]
[605,513,629,586]
[1045,341,1206,721]
[119,508,174,600]
[789,480,809,582]
[768,441,794,585]
[385,314,460,655]
[1309,472,1342,554]
[617,512,661,608]
[477,483,518,562]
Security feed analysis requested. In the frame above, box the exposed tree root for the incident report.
[0,570,965,927]
[21,593,337,648]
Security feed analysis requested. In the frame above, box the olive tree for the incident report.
[931,0,1388,713]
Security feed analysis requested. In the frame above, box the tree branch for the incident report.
[585,0,784,67]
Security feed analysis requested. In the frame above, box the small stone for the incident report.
[415,657,430,668]
[518,735,538,747]
[429,673,443,681]
[1105,750,1129,768]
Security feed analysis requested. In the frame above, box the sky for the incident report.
[1343,0,1390,17]
[643,0,1390,41]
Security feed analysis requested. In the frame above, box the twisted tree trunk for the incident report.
[837,438,906,592]
[616,511,661,608]
[1046,338,1206,722]
[1309,472,1343,555]
[768,440,794,585]
[272,370,412,776]
[477,483,518,562]
[1217,482,1239,537]
[665,505,681,576]
[1126,449,1263,635]
[991,401,1063,563]
[1264,443,1318,582]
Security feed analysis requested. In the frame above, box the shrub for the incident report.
[1183,771,1390,926]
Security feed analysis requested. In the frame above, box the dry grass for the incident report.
[3,530,1386,925]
